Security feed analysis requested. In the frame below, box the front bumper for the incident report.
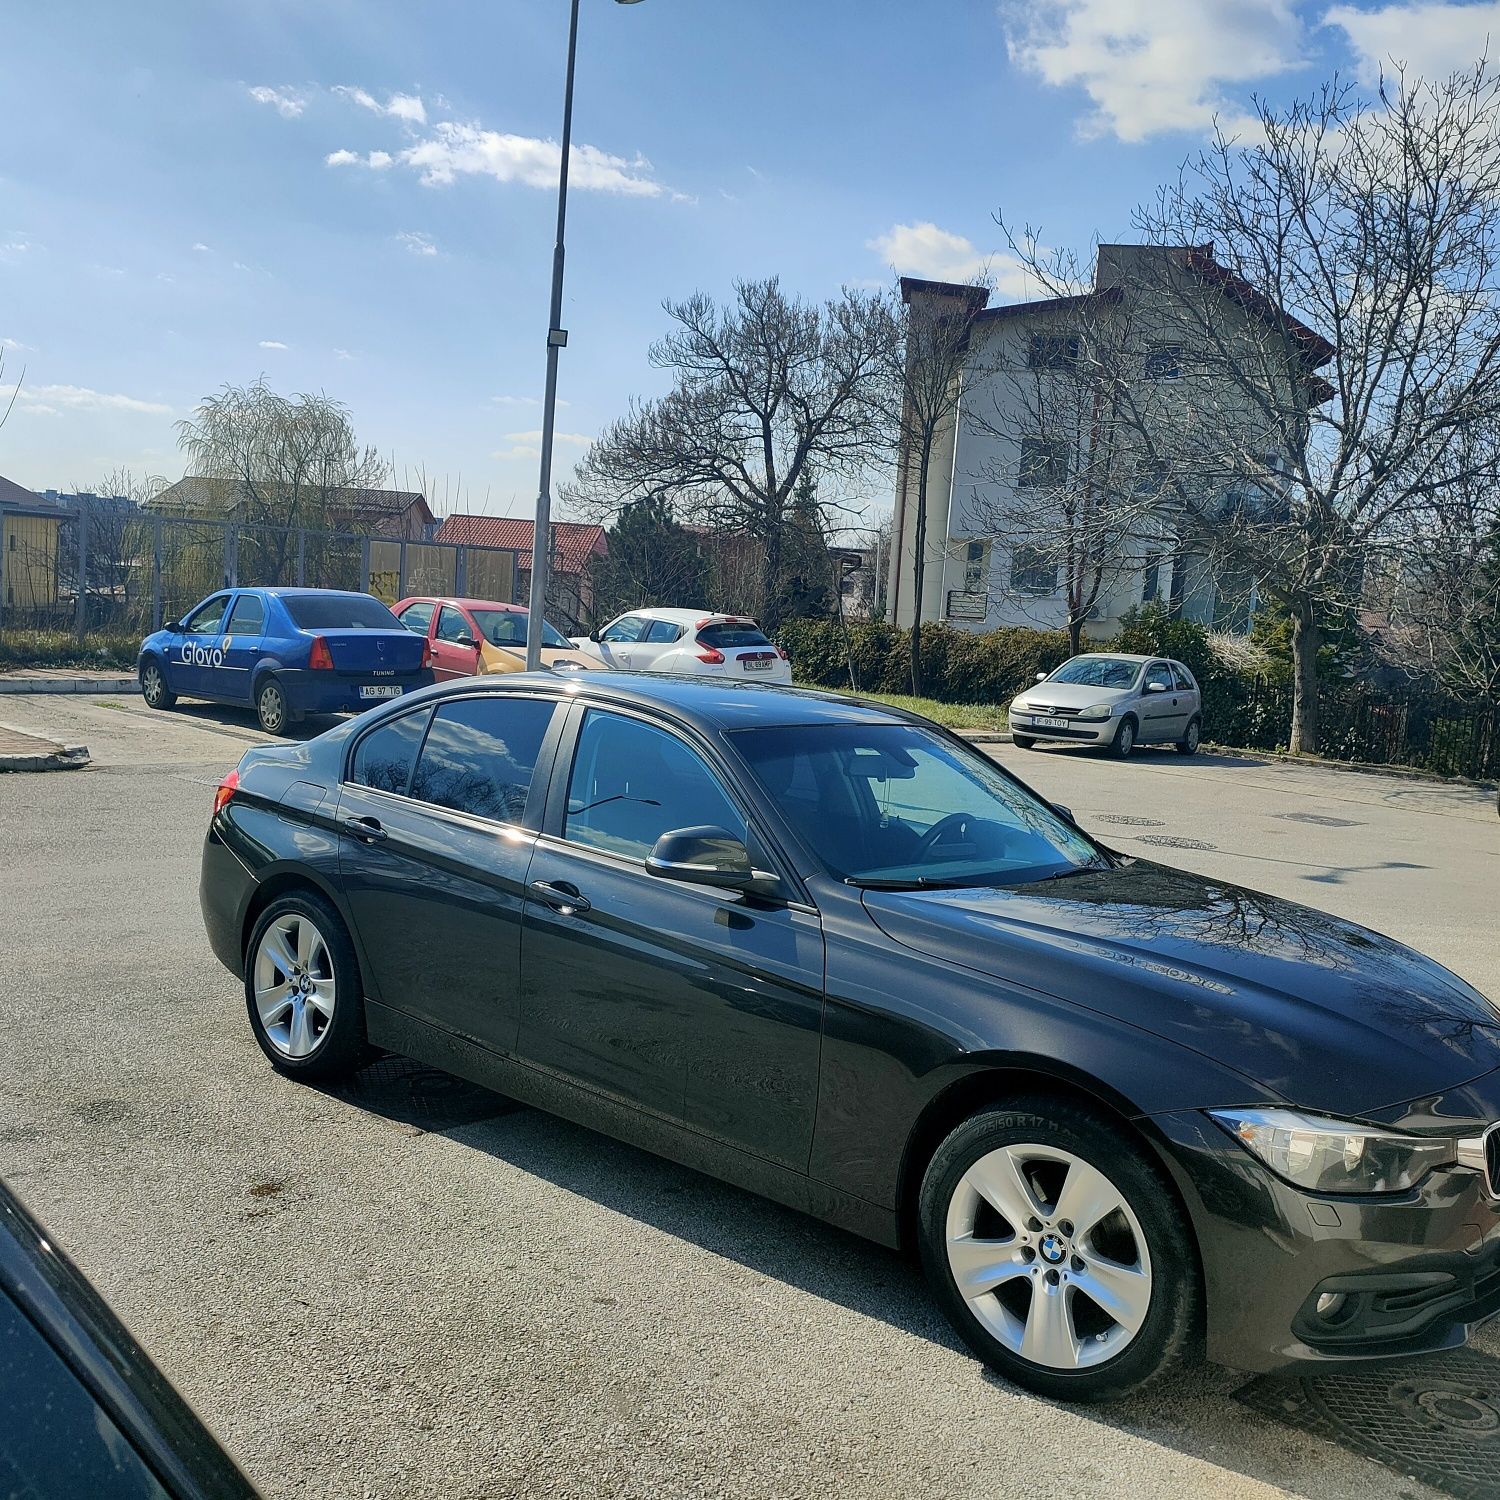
[1009,711,1114,744]
[278,667,434,717]
[1149,1110,1500,1372]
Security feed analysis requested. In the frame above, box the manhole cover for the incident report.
[1094,814,1165,827]
[1134,834,1216,850]
[329,1054,515,1134]
[1240,1349,1500,1499]
[1276,812,1361,828]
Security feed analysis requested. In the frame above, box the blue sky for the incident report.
[1,0,1492,515]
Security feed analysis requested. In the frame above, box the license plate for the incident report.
[1034,716,1069,730]
[741,657,773,672]
[360,685,404,700]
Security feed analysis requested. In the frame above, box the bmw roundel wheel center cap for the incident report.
[1040,1233,1066,1264]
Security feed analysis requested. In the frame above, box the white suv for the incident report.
[573,609,792,683]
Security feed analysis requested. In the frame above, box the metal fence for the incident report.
[0,506,525,637]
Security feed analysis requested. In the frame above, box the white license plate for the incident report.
[1034,716,1070,730]
[359,685,404,700]
[741,657,773,672]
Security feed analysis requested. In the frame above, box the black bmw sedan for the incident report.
[199,671,1500,1402]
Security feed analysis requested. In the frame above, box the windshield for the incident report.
[471,608,572,650]
[1047,656,1141,689]
[732,723,1106,888]
[284,594,400,630]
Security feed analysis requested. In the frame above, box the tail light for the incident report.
[213,769,240,817]
[308,635,334,671]
[775,646,790,662]
[696,644,725,664]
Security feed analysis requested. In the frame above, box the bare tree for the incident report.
[964,286,1170,656]
[890,277,989,692]
[1005,65,1500,752]
[566,278,896,632]
[176,379,387,579]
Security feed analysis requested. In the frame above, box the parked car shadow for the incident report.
[164,700,338,744]
[326,1077,1411,1500]
[1024,744,1267,770]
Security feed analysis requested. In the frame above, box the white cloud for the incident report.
[1,237,32,256]
[259,339,288,350]
[1325,1,1500,83]
[493,443,541,460]
[397,230,438,257]
[325,149,361,167]
[334,85,427,124]
[868,222,1043,299]
[247,84,306,119]
[1004,0,1304,142]
[400,122,662,196]
[191,242,211,253]
[491,394,570,408]
[13,384,171,416]
[334,348,354,360]
[505,429,591,446]
[368,150,393,169]
[1,337,34,352]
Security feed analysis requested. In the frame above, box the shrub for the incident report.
[0,629,140,672]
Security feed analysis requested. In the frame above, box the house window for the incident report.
[1144,344,1182,379]
[1017,437,1069,489]
[1009,545,1056,596]
[1141,553,1162,603]
[962,540,988,592]
[1028,333,1081,370]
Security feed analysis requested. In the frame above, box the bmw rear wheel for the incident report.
[245,892,367,1081]
[256,677,289,735]
[140,659,176,710]
[918,1098,1200,1402]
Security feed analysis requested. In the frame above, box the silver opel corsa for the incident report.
[1008,653,1203,758]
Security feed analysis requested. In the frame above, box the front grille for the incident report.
[1026,704,1082,718]
[1487,1126,1500,1196]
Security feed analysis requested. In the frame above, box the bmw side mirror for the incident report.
[646,826,768,893]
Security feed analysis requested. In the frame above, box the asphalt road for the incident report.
[1,691,1497,1500]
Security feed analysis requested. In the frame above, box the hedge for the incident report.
[0,629,139,672]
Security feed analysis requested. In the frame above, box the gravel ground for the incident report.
[2,693,1496,1499]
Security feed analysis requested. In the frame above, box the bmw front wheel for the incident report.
[918,1098,1200,1402]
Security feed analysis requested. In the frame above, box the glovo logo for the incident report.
[180,635,229,668]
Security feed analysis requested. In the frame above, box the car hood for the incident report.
[1012,682,1132,712]
[861,860,1500,1115]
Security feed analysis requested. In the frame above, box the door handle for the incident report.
[343,816,387,843]
[528,879,591,915]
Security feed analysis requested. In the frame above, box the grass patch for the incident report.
[796,682,1010,731]
[0,629,139,672]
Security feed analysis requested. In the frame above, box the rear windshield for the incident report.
[283,594,400,630]
[699,622,772,649]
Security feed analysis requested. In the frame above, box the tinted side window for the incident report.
[399,601,435,635]
[1170,663,1195,691]
[351,709,431,795]
[184,595,229,634]
[1144,663,1173,691]
[226,594,265,634]
[410,697,555,822]
[0,1290,170,1500]
[644,619,683,643]
[436,606,472,644]
[600,615,646,644]
[564,710,744,861]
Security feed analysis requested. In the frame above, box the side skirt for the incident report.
[364,1000,898,1249]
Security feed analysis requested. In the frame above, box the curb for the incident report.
[0,675,136,695]
[0,743,91,772]
[957,730,1012,745]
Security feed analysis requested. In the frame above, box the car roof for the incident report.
[400,596,528,613]
[433,670,910,731]
[254,587,376,599]
[622,607,757,626]
[1067,652,1156,664]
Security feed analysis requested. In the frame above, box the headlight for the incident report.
[1074,703,1115,721]
[1209,1107,1456,1194]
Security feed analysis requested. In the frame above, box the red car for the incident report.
[392,596,596,680]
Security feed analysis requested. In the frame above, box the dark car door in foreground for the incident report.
[517,704,824,1168]
[337,693,559,1050]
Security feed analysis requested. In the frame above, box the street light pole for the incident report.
[524,0,583,671]
[525,0,644,670]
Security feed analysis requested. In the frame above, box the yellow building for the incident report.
[0,475,67,621]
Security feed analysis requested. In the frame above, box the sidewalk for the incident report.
[0,667,136,694]
[0,722,90,771]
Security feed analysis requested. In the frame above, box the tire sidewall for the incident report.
[1178,717,1201,755]
[1012,734,1036,750]
[917,1099,1200,1402]
[256,677,287,735]
[1112,717,1137,759]
[140,657,173,708]
[244,891,367,1080]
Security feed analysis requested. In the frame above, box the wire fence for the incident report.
[0,506,526,638]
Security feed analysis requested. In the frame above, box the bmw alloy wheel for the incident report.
[943,1143,1153,1371]
[252,913,336,1059]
